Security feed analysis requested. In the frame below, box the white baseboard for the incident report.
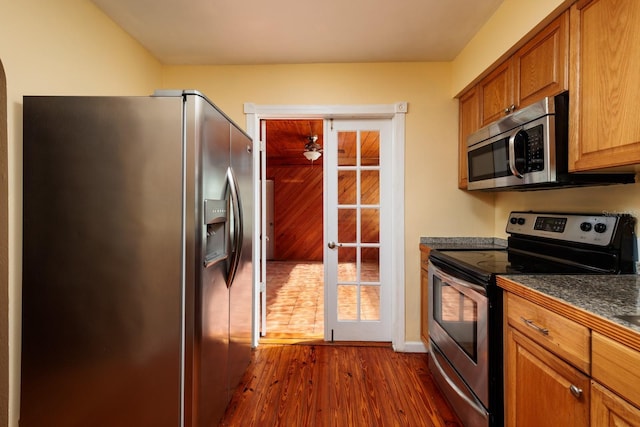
[398,340,428,353]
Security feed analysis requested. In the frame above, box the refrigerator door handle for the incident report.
[226,167,243,288]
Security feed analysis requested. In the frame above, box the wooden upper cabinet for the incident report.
[569,0,640,171]
[457,12,570,189]
[479,60,513,127]
[458,87,480,188]
[514,12,569,109]
[479,12,569,128]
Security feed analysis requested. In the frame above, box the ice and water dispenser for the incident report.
[204,198,228,267]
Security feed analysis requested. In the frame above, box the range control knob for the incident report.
[594,223,607,233]
[580,222,592,232]
[517,218,526,225]
[510,217,518,224]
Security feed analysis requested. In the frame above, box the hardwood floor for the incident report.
[265,261,325,338]
[220,344,462,426]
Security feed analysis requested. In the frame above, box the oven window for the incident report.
[468,137,511,182]
[433,277,478,361]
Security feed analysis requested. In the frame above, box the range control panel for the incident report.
[505,212,621,246]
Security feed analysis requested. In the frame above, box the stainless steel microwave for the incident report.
[466,92,635,191]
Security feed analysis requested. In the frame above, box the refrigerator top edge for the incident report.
[22,90,253,141]
[153,89,252,140]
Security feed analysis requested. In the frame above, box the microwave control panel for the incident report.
[523,125,544,172]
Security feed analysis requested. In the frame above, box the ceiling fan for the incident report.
[303,134,323,162]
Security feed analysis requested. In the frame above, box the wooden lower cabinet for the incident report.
[506,327,590,426]
[420,246,430,346]
[501,280,640,426]
[592,381,640,426]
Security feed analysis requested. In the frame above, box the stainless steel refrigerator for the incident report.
[21,90,253,427]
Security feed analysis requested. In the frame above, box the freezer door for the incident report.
[21,96,184,426]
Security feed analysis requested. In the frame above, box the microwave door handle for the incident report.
[508,131,524,178]
[508,132,521,178]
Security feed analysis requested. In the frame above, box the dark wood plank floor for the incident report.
[220,344,462,426]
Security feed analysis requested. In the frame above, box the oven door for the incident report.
[428,261,489,407]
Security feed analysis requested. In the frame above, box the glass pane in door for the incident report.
[338,208,356,243]
[338,170,357,204]
[361,247,379,282]
[337,246,357,282]
[361,131,380,166]
[338,131,357,166]
[360,285,380,320]
[361,170,379,204]
[338,284,358,320]
[361,208,379,243]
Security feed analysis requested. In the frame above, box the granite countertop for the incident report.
[420,237,508,250]
[499,274,640,335]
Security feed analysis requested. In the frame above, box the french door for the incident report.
[325,119,392,341]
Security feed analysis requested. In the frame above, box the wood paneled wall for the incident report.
[268,165,324,261]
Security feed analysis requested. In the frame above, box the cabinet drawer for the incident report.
[592,332,640,409]
[506,293,590,373]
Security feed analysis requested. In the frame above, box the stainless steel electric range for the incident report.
[427,211,638,427]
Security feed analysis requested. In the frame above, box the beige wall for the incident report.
[1,0,163,424]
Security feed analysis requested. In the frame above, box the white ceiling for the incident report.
[91,0,504,65]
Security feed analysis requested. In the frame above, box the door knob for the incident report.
[328,241,342,249]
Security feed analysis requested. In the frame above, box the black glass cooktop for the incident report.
[430,248,599,285]
[432,250,513,275]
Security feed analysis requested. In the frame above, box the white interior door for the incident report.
[325,119,392,342]
[259,119,267,336]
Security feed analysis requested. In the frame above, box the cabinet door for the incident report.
[479,60,513,127]
[419,248,430,345]
[458,87,480,189]
[569,0,640,171]
[514,12,569,108]
[506,327,590,427]
[592,381,640,426]
[592,331,640,409]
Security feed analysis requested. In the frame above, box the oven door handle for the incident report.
[430,344,490,419]
[432,263,487,296]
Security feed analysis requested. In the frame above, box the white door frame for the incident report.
[244,102,407,351]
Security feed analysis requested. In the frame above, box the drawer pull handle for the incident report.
[521,317,549,335]
[569,385,583,399]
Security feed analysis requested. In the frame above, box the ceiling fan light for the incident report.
[303,150,322,161]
